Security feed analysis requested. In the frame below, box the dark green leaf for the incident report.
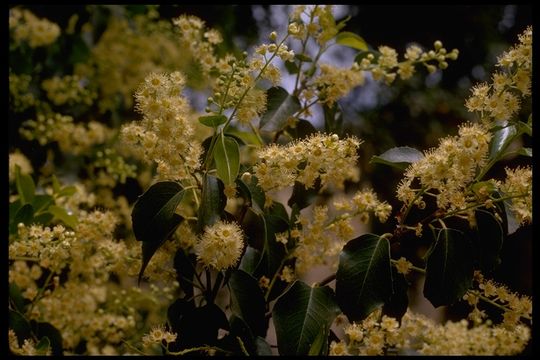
[32,321,63,356]
[423,228,473,307]
[33,212,54,225]
[174,250,196,299]
[382,268,409,322]
[323,103,343,135]
[9,310,32,347]
[239,246,262,275]
[10,283,26,313]
[197,175,226,232]
[51,175,61,194]
[131,181,185,283]
[48,205,78,228]
[229,270,266,337]
[273,281,340,355]
[31,195,54,213]
[35,336,51,355]
[295,53,313,62]
[517,147,532,157]
[336,234,393,322]
[308,325,329,355]
[15,168,35,204]
[286,119,317,140]
[238,177,265,216]
[11,204,34,233]
[199,114,227,127]
[503,199,521,235]
[517,120,532,137]
[489,123,517,160]
[260,87,301,132]
[254,336,273,355]
[474,209,504,273]
[57,185,77,198]
[370,147,424,170]
[214,134,240,185]
[263,214,289,277]
[288,180,320,210]
[9,199,22,225]
[336,31,368,51]
[284,60,299,74]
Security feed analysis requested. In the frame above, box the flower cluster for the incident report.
[397,122,492,211]
[195,220,245,271]
[499,166,532,225]
[330,309,531,355]
[465,27,531,126]
[94,148,137,185]
[254,133,361,193]
[9,151,33,182]
[41,75,96,107]
[288,5,343,46]
[141,324,178,348]
[121,72,203,182]
[9,72,36,112]
[358,41,459,85]
[9,7,60,48]
[313,63,364,106]
[20,113,110,154]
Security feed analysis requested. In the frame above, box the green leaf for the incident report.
[237,177,265,216]
[517,147,532,157]
[474,209,504,273]
[254,336,273,355]
[31,195,54,213]
[35,336,51,355]
[382,268,409,322]
[214,134,240,185]
[11,204,34,233]
[423,228,474,307]
[370,147,424,170]
[131,181,185,283]
[287,180,320,210]
[32,321,63,356]
[263,214,289,277]
[517,120,532,137]
[15,167,35,204]
[335,31,368,51]
[10,283,26,313]
[284,60,300,74]
[260,87,301,132]
[323,103,343,135]
[9,310,32,346]
[48,205,78,228]
[502,199,521,235]
[489,123,517,160]
[51,175,61,194]
[239,246,262,275]
[295,53,313,62]
[229,270,267,337]
[174,250,196,299]
[308,325,329,355]
[199,114,227,127]
[273,281,341,355]
[57,185,77,198]
[9,199,22,224]
[197,175,226,232]
[286,119,317,140]
[336,234,393,322]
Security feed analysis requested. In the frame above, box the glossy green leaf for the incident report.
[254,336,273,355]
[273,281,340,355]
[287,180,320,210]
[199,114,227,127]
[517,147,532,157]
[423,228,474,307]
[284,60,300,74]
[229,270,266,337]
[286,118,317,139]
[11,204,34,233]
[9,310,32,346]
[260,87,301,132]
[295,53,313,62]
[382,268,409,322]
[489,123,517,160]
[48,205,78,228]
[517,120,532,137]
[370,147,424,170]
[51,175,62,194]
[214,134,240,185]
[9,283,26,313]
[57,185,77,198]
[239,246,262,275]
[308,325,329,355]
[15,167,35,204]
[474,209,504,273]
[197,175,226,232]
[237,177,265,216]
[35,336,51,355]
[31,194,54,213]
[174,250,196,299]
[323,103,343,135]
[336,234,393,322]
[131,181,185,283]
[32,321,64,356]
[336,31,368,51]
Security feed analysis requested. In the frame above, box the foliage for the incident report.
[9,4,531,356]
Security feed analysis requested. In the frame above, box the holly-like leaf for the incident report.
[214,134,240,185]
[131,181,185,283]
[273,281,340,355]
[474,209,504,273]
[199,114,227,127]
[197,175,226,232]
[308,325,330,355]
[489,123,517,160]
[260,87,301,132]
[229,270,267,337]
[336,234,393,322]
[336,31,368,51]
[48,205,78,228]
[15,167,35,205]
[423,228,474,307]
[239,246,262,275]
[382,268,409,322]
[370,147,424,170]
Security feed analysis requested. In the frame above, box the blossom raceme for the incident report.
[194,221,244,271]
